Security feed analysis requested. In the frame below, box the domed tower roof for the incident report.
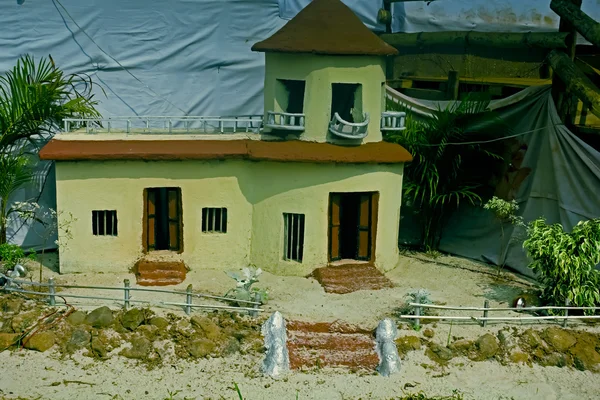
[251,0,398,56]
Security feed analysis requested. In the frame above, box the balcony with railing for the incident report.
[328,112,370,140]
[380,111,406,132]
[62,115,263,135]
[264,111,305,131]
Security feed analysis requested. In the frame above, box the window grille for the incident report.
[92,210,118,236]
[283,213,305,262]
[202,207,227,233]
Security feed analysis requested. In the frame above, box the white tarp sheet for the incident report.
[388,85,600,277]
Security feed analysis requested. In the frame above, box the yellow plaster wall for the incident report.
[55,159,403,276]
[263,53,386,143]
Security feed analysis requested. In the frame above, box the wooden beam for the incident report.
[550,0,600,48]
[380,31,569,49]
[548,50,600,119]
[446,70,459,100]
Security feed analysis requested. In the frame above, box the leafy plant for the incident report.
[523,218,600,312]
[0,54,100,155]
[0,243,34,274]
[386,94,504,250]
[483,196,525,274]
[398,288,433,316]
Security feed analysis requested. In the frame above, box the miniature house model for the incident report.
[40,0,411,285]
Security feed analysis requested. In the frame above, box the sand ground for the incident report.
[1,252,599,400]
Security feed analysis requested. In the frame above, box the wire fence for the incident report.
[401,300,600,329]
[1,275,264,317]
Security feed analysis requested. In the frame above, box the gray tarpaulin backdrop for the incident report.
[2,1,600,269]
[387,85,600,277]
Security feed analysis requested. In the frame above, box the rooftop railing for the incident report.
[62,115,264,134]
[328,112,370,140]
[264,111,305,131]
[380,111,406,131]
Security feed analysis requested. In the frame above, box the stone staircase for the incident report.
[133,257,187,286]
[286,320,378,371]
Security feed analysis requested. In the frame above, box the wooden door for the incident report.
[145,189,157,251]
[328,194,341,261]
[356,194,372,260]
[143,188,182,252]
[167,188,182,251]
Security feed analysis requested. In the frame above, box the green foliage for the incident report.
[386,94,504,250]
[523,218,600,312]
[398,288,433,317]
[0,243,30,273]
[483,196,525,274]
[0,54,100,154]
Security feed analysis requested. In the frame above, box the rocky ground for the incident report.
[0,252,599,399]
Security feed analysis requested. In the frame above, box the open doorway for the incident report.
[328,192,378,262]
[143,187,182,252]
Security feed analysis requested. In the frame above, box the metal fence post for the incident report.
[563,299,570,328]
[482,300,489,327]
[414,304,421,330]
[250,291,261,317]
[185,285,193,315]
[48,277,56,306]
[124,279,130,309]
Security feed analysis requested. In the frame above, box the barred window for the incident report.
[92,210,118,236]
[202,208,227,233]
[283,213,305,262]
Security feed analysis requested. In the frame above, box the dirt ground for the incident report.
[1,252,599,400]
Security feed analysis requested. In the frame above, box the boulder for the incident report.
[497,330,518,352]
[190,316,221,340]
[469,334,499,361]
[67,327,91,351]
[540,352,570,368]
[67,311,87,326]
[449,339,474,355]
[91,336,109,358]
[425,343,454,364]
[11,310,42,332]
[84,307,114,328]
[149,317,169,330]
[520,329,543,349]
[137,325,159,340]
[0,333,20,349]
[542,327,577,352]
[422,328,435,339]
[24,332,55,352]
[187,338,216,358]
[2,299,23,314]
[221,337,241,356]
[569,332,600,372]
[121,308,145,331]
[395,336,422,354]
[121,336,152,360]
[509,351,530,364]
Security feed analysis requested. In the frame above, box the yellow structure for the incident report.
[40,0,411,283]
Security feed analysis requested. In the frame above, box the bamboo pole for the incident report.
[548,49,600,119]
[380,31,569,49]
[550,0,600,48]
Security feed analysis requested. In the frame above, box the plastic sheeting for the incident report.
[389,85,600,278]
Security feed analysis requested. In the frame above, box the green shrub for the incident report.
[0,243,30,273]
[523,218,600,312]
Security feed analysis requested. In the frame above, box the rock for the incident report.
[0,333,19,349]
[137,325,159,340]
[569,332,600,372]
[425,343,453,364]
[498,330,518,351]
[542,327,577,352]
[121,308,145,331]
[11,310,42,332]
[449,339,474,355]
[520,329,543,349]
[2,299,23,314]
[91,336,108,358]
[187,338,216,358]
[84,307,114,328]
[221,337,241,356]
[67,327,91,351]
[540,352,570,368]
[121,336,152,360]
[67,311,87,326]
[423,328,435,339]
[172,320,194,338]
[150,317,169,330]
[509,351,530,364]
[395,336,421,354]
[0,318,13,333]
[469,334,499,361]
[24,332,55,352]
[190,316,221,340]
